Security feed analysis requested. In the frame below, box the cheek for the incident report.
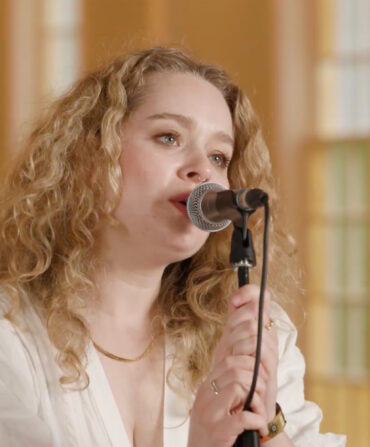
[120,150,159,187]
[213,171,230,190]
[123,163,150,186]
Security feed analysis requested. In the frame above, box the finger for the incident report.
[197,379,269,441]
[230,323,277,355]
[231,336,275,383]
[229,319,259,344]
[257,333,279,377]
[215,286,272,366]
[212,367,267,399]
[229,317,278,354]
[230,284,261,309]
[230,410,268,438]
[211,353,257,373]
[230,284,271,313]
[231,334,259,356]
[227,301,271,332]
[227,306,258,331]
[234,327,278,374]
[222,286,268,347]
[213,339,269,381]
[212,334,232,366]
[249,391,268,420]
[229,285,259,318]
[213,380,254,416]
[214,314,267,365]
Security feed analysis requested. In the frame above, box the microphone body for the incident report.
[186,182,267,232]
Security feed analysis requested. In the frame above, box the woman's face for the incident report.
[114,71,234,265]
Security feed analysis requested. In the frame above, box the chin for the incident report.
[159,233,208,265]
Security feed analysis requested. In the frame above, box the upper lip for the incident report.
[169,191,193,205]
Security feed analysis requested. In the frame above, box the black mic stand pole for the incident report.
[229,212,260,447]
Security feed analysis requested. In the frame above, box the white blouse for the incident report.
[0,294,346,446]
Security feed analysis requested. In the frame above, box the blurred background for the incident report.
[0,0,368,445]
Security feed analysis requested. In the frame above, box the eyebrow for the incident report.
[146,112,234,146]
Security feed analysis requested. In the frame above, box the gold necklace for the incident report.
[92,336,156,363]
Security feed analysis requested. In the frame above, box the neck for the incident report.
[88,226,169,331]
[93,265,163,324]
[84,265,165,352]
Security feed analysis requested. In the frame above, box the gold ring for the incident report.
[210,379,219,395]
[265,319,275,331]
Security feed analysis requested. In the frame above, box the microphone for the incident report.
[186,182,267,232]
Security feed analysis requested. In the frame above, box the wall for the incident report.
[82,0,276,162]
[0,0,10,172]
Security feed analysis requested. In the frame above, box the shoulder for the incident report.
[0,290,52,412]
[270,301,346,446]
[0,293,63,445]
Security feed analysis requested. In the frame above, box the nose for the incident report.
[177,153,211,184]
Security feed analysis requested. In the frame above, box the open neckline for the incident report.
[87,341,132,446]
[86,337,190,447]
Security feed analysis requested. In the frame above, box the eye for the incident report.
[209,152,231,169]
[156,132,179,146]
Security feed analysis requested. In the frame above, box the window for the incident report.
[316,0,370,137]
[42,0,82,97]
[8,0,82,148]
[305,1,369,445]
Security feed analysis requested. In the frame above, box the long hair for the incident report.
[0,47,295,392]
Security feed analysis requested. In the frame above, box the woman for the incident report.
[0,47,345,446]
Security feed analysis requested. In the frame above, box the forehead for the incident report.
[129,72,233,134]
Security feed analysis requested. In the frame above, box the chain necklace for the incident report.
[92,335,157,363]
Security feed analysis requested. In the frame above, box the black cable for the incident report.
[243,198,269,410]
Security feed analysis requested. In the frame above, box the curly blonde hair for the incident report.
[0,47,295,393]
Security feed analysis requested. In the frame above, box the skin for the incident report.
[188,285,294,447]
[88,72,293,447]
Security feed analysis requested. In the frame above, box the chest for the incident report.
[98,346,165,447]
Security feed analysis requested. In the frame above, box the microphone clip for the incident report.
[230,216,256,271]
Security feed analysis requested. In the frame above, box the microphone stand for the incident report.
[186,183,270,446]
[230,212,260,447]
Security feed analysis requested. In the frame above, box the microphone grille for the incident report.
[186,182,231,232]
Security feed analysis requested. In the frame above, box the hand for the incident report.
[228,285,278,420]
[187,285,279,447]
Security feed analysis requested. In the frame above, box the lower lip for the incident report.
[170,201,189,219]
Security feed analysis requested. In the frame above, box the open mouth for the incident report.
[170,201,188,218]
[169,193,192,218]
